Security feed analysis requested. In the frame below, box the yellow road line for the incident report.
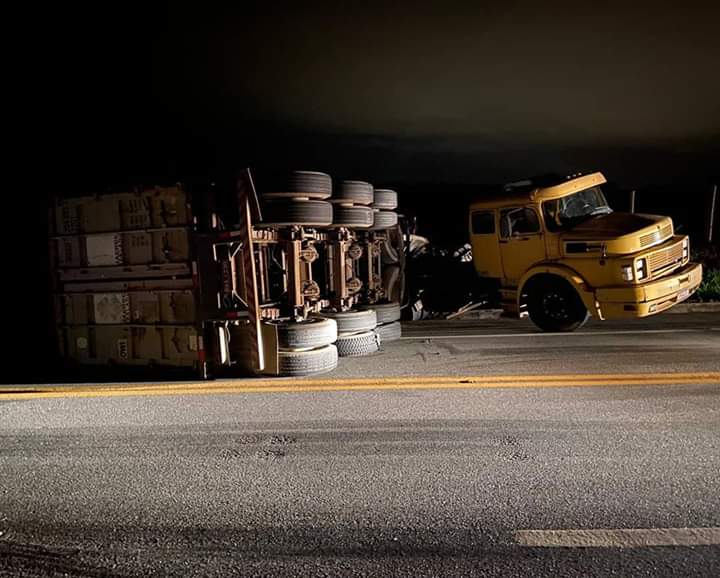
[12,372,720,389]
[0,373,719,400]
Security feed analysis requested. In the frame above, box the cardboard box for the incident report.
[131,327,163,361]
[120,194,152,230]
[151,186,189,227]
[129,292,160,323]
[62,326,92,362]
[92,293,131,324]
[63,294,92,325]
[83,197,123,233]
[162,327,198,361]
[92,326,132,362]
[124,232,153,265]
[159,291,195,323]
[55,237,82,268]
[152,230,190,263]
[54,197,90,235]
[85,234,123,266]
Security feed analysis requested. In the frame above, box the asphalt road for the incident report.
[331,312,720,378]
[1,313,719,577]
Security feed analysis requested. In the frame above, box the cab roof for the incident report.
[469,172,607,210]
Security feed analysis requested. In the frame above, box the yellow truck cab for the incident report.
[468,172,703,331]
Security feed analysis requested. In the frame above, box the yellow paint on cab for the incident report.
[468,172,702,320]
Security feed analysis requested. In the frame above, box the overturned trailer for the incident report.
[50,170,404,377]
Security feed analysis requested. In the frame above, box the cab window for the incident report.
[500,207,541,238]
[471,211,495,234]
[542,187,611,232]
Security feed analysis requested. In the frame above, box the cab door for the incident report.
[498,206,546,285]
[469,209,503,278]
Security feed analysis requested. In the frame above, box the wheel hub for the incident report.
[542,292,570,320]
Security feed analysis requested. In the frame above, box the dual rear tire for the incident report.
[262,317,338,376]
[259,170,334,227]
[329,181,374,228]
[359,301,402,343]
[314,309,380,357]
[370,188,398,230]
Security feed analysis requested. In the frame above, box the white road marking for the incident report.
[514,527,720,548]
[401,329,697,340]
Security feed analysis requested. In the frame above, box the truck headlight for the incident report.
[621,265,634,282]
[635,258,647,280]
[682,237,689,259]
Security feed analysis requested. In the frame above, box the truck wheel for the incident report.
[371,210,398,230]
[375,321,402,343]
[527,278,589,332]
[276,344,338,376]
[264,318,337,350]
[314,309,377,334]
[361,301,401,324]
[260,199,333,227]
[262,170,332,200]
[336,331,380,357]
[331,205,374,228]
[372,189,398,210]
[331,181,374,206]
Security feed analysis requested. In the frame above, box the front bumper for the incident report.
[595,262,703,318]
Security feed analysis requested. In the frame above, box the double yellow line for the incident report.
[1,372,719,400]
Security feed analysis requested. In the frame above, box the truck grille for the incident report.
[640,224,672,248]
[647,241,684,276]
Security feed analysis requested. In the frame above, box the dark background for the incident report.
[6,0,719,381]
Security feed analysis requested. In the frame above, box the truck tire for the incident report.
[314,309,377,334]
[331,181,374,206]
[527,277,589,332]
[371,210,398,230]
[260,199,333,227]
[375,321,402,343]
[262,171,332,200]
[331,205,374,228]
[276,344,338,376]
[264,317,337,350]
[361,301,401,324]
[336,331,380,357]
[372,189,398,210]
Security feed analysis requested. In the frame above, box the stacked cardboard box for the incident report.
[51,187,202,369]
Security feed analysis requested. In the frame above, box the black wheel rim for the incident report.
[541,292,571,321]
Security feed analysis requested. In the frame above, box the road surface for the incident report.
[1,313,719,576]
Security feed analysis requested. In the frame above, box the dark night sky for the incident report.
[213,2,719,142]
[24,0,719,189]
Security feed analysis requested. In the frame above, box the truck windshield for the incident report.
[542,186,612,232]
